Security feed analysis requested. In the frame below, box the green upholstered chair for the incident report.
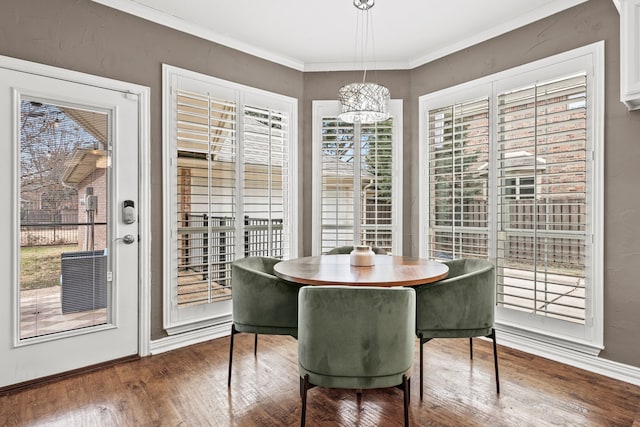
[228,256,302,387]
[415,258,499,399]
[326,245,387,255]
[298,286,415,427]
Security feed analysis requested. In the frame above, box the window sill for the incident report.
[164,313,232,336]
[495,320,603,357]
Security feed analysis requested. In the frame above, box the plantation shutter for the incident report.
[360,120,394,252]
[242,105,290,258]
[320,117,356,252]
[427,98,490,260]
[496,73,588,324]
[320,117,395,254]
[175,88,237,307]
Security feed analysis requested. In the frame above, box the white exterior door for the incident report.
[0,57,146,388]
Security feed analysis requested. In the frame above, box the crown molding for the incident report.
[90,1,596,71]
[91,0,306,71]
[409,0,591,68]
[612,0,621,13]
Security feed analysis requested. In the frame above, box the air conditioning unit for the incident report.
[60,249,107,313]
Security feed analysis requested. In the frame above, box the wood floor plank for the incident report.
[1,333,638,426]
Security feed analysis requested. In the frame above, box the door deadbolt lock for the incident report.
[117,234,136,244]
[122,200,136,224]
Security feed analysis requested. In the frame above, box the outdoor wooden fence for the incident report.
[20,209,80,246]
[431,197,586,268]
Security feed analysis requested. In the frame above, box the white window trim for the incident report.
[418,84,493,260]
[162,64,298,335]
[311,100,403,256]
[419,41,604,355]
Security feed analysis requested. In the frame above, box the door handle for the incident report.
[116,234,136,244]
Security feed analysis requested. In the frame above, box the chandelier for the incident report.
[338,0,390,124]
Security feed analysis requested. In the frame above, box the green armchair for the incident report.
[415,258,499,399]
[228,256,302,387]
[326,245,387,255]
[298,285,415,426]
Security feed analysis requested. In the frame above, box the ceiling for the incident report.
[93,0,607,72]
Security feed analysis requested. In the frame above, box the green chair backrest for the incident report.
[415,258,495,338]
[231,256,301,333]
[298,285,415,389]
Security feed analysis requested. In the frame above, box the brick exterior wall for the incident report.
[76,168,108,252]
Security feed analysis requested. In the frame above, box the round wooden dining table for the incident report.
[273,254,448,287]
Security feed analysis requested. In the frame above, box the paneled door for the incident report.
[0,57,146,388]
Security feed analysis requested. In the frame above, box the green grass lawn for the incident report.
[20,244,77,290]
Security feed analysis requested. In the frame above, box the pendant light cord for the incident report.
[359,4,378,83]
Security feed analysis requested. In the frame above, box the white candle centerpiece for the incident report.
[350,245,375,266]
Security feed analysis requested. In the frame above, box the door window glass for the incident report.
[19,99,110,340]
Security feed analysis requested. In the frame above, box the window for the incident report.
[419,42,604,354]
[504,176,535,200]
[163,65,297,334]
[312,101,402,255]
[496,72,590,329]
[425,97,490,260]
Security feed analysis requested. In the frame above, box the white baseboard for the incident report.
[496,328,640,387]
[149,321,232,355]
[148,321,640,387]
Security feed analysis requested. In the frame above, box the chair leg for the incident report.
[490,328,500,394]
[301,375,310,427]
[254,333,258,357]
[418,334,424,401]
[228,324,237,387]
[469,337,474,360]
[403,375,410,426]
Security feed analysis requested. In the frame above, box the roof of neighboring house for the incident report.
[477,150,547,174]
[61,148,108,186]
[61,107,108,145]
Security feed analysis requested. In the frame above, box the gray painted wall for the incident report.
[2,0,639,368]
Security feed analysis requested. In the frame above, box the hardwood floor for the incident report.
[1,334,639,426]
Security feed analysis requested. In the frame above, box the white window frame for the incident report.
[311,100,403,255]
[504,176,536,200]
[419,42,604,355]
[162,65,298,334]
[422,94,492,261]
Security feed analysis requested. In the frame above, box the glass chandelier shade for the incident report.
[338,82,390,124]
[337,0,390,124]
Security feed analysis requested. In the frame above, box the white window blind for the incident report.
[163,65,297,333]
[175,89,237,308]
[427,98,490,260]
[420,43,603,352]
[319,117,395,254]
[496,73,588,324]
[361,120,394,252]
[320,117,356,251]
[242,104,290,258]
